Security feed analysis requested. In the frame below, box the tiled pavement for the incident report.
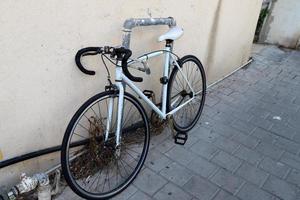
[56,45,300,200]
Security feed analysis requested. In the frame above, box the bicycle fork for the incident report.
[105,64,124,156]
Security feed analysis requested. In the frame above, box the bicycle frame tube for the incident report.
[114,62,124,147]
[105,97,114,142]
[162,46,170,114]
[167,58,196,115]
[111,48,196,143]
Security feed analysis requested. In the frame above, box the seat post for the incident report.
[165,40,174,53]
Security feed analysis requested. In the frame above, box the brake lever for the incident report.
[142,61,151,75]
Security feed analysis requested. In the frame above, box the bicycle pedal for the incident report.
[174,132,188,145]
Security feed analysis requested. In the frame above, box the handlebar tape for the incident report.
[75,46,143,82]
[120,49,143,82]
[75,47,101,75]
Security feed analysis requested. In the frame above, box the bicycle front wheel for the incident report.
[167,55,206,132]
[61,91,150,199]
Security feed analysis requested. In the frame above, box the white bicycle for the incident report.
[61,18,206,199]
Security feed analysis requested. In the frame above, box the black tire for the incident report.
[61,91,150,199]
[167,55,206,132]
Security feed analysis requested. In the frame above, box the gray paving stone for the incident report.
[149,131,170,150]
[280,152,300,170]
[212,123,240,138]
[257,91,282,106]
[184,133,201,148]
[269,123,296,140]
[251,127,278,144]
[275,102,300,117]
[187,156,219,178]
[154,182,192,200]
[213,190,239,200]
[230,119,256,135]
[183,176,219,200]
[144,150,173,172]
[210,169,245,194]
[287,169,300,187]
[195,128,221,143]
[263,176,300,200]
[165,146,198,166]
[127,191,152,200]
[198,116,217,130]
[246,105,270,119]
[190,139,219,160]
[112,185,138,200]
[229,92,250,105]
[231,110,253,123]
[133,168,168,196]
[160,162,193,186]
[283,151,300,162]
[249,116,273,130]
[274,137,300,154]
[156,139,175,153]
[231,132,260,149]
[266,112,290,127]
[212,111,238,125]
[202,106,220,117]
[236,162,268,186]
[255,141,284,160]
[213,135,240,154]
[212,151,242,172]
[206,95,221,107]
[214,92,236,103]
[234,145,263,165]
[237,182,279,200]
[219,87,234,96]
[260,94,283,105]
[293,134,300,143]
[259,157,290,178]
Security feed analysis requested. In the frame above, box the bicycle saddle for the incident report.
[158,26,184,42]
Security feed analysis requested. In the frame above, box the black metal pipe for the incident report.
[0,145,61,169]
[0,121,145,169]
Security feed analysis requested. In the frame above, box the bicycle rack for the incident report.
[174,132,188,145]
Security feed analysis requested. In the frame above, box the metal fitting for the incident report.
[6,173,50,200]
[122,17,176,48]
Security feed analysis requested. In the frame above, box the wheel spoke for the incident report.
[62,92,149,198]
[168,57,206,131]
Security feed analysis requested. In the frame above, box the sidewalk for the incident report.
[56,45,300,200]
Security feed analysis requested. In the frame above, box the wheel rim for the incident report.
[169,59,205,130]
[64,93,148,198]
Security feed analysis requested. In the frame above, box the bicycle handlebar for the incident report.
[75,46,143,82]
[75,47,101,75]
[116,47,143,82]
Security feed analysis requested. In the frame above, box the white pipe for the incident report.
[207,58,253,90]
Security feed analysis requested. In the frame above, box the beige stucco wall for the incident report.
[260,0,300,49]
[0,0,262,186]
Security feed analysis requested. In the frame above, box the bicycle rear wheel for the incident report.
[167,55,206,132]
[61,91,150,199]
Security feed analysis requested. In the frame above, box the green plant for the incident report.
[254,7,269,41]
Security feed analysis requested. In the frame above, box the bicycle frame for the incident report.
[106,46,195,146]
